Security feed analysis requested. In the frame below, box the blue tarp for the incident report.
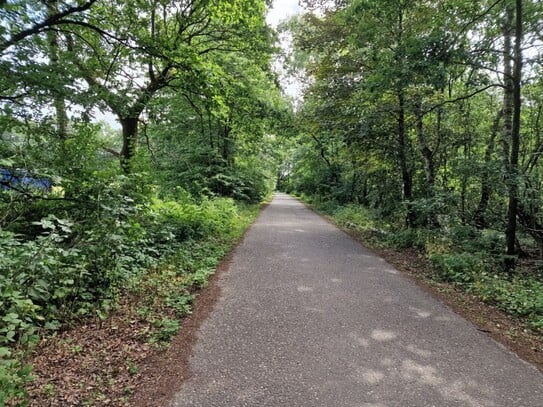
[1,168,52,192]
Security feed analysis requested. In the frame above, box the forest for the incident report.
[1,0,542,405]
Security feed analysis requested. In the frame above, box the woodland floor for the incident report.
[25,212,542,406]
[25,254,231,407]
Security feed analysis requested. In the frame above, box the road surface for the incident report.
[170,193,543,407]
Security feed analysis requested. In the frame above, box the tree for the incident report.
[502,0,523,262]
[147,49,289,202]
[41,0,270,172]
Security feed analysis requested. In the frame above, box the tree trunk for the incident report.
[221,123,233,166]
[398,90,415,227]
[415,117,435,190]
[47,1,68,140]
[120,117,139,173]
[394,5,415,227]
[414,99,439,227]
[350,166,358,203]
[502,4,514,254]
[504,0,523,268]
[474,110,502,228]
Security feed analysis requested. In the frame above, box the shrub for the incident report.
[446,226,504,255]
[332,205,374,231]
[0,353,33,406]
[148,193,238,241]
[384,228,430,251]
[429,252,487,284]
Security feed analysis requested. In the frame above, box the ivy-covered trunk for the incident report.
[120,117,139,174]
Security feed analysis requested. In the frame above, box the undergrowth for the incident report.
[0,186,260,406]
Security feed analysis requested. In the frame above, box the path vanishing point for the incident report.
[170,193,543,407]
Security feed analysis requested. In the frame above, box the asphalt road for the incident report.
[170,193,543,407]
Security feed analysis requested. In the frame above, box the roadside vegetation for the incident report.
[3,0,543,404]
[302,198,542,334]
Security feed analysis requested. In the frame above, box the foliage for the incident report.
[0,183,260,404]
[283,0,543,245]
[474,275,543,323]
[281,0,543,334]
[0,354,33,407]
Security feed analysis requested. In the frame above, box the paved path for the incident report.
[170,193,542,407]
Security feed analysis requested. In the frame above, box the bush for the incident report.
[148,192,239,241]
[429,252,543,331]
[0,353,33,406]
[328,204,388,243]
[0,185,259,405]
[0,188,246,349]
[429,252,487,284]
[446,226,504,255]
[384,228,431,251]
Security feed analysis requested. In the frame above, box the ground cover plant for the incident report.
[1,1,290,403]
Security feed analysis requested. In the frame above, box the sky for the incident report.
[267,0,302,28]
[267,0,304,101]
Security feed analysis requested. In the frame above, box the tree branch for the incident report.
[0,0,98,52]
[423,84,503,116]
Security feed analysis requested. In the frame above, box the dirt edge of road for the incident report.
[130,202,270,406]
[130,251,232,407]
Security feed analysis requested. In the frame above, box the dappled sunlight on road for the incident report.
[409,306,433,318]
[341,326,499,407]
[370,329,397,341]
[296,285,314,292]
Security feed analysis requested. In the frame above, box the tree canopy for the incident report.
[282,0,543,259]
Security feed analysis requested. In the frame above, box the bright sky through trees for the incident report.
[93,0,302,126]
[268,0,304,100]
[267,0,302,27]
